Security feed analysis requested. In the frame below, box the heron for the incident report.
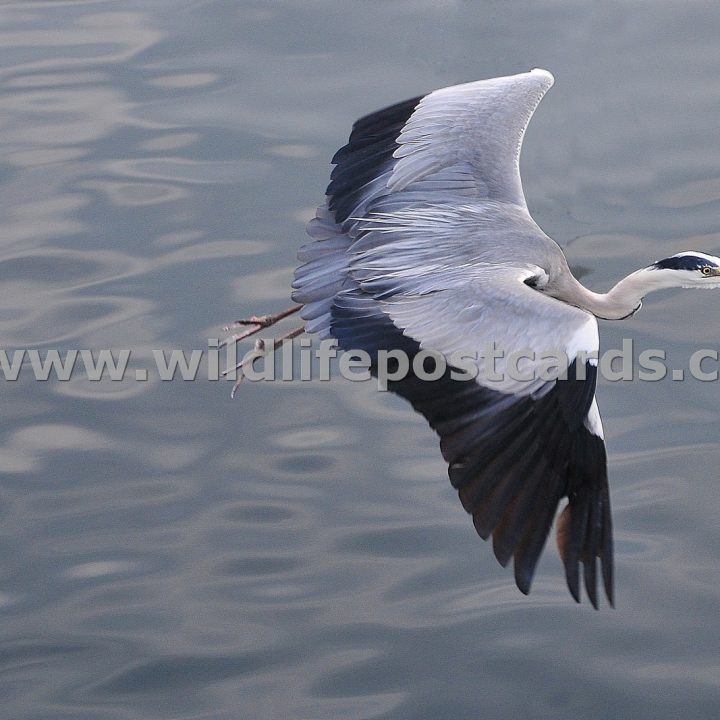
[228,69,720,608]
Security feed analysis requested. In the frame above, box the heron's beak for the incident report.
[711,267,720,277]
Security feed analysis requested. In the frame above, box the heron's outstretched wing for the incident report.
[330,271,613,608]
[295,69,555,336]
[292,69,613,607]
[319,69,553,231]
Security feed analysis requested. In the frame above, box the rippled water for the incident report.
[1,1,719,718]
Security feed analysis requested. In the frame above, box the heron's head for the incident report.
[648,251,720,289]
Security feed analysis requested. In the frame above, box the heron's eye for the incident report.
[701,266,712,276]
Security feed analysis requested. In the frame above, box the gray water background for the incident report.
[1,1,719,718]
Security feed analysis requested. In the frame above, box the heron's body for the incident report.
[284,69,720,608]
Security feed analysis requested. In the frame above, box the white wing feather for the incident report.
[380,265,598,396]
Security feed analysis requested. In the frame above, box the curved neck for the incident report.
[554,267,661,320]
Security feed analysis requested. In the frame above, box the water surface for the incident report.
[1,2,719,718]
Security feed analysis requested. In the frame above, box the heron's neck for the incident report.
[557,267,661,320]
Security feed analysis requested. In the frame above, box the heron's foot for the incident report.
[224,324,305,398]
[221,304,306,397]
[221,304,303,348]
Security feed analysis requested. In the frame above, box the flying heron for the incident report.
[228,69,720,608]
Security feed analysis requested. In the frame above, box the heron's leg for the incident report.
[221,304,304,348]
[224,324,306,398]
